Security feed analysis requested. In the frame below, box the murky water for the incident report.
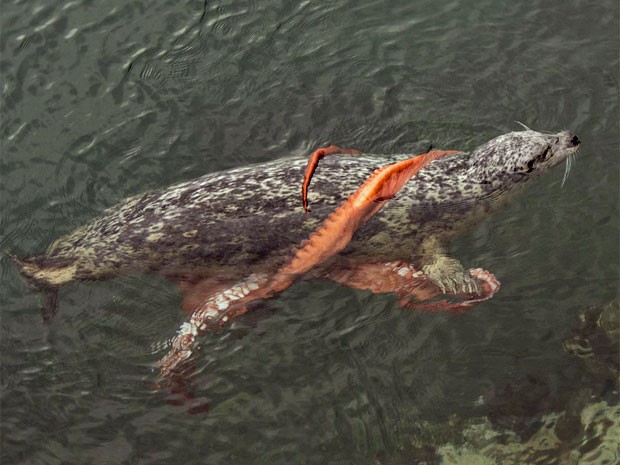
[1,1,618,464]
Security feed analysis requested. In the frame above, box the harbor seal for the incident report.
[12,129,580,377]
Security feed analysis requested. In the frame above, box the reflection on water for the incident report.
[1,0,618,463]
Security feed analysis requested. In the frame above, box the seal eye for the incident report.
[522,148,551,174]
[525,159,535,173]
[540,147,552,161]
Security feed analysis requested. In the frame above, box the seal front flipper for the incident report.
[41,288,60,321]
[422,255,483,295]
[416,236,483,295]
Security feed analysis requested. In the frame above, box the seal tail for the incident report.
[7,253,78,321]
[8,254,78,289]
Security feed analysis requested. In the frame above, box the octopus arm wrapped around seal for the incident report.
[157,148,500,379]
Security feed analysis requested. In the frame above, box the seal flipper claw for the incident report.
[400,266,499,313]
[422,256,482,296]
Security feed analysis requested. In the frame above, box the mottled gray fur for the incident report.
[15,129,580,292]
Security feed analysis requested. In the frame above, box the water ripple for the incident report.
[1,0,618,463]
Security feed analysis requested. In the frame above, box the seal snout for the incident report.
[570,134,580,147]
[559,130,580,148]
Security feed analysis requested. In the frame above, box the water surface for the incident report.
[1,0,618,464]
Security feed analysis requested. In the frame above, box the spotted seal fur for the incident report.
[12,129,580,376]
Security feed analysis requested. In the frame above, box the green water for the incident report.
[1,1,618,464]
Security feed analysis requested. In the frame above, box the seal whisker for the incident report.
[514,121,532,131]
[561,153,572,187]
[514,122,555,136]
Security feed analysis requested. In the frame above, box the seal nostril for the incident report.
[570,135,580,147]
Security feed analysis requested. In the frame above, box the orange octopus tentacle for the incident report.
[157,273,272,379]
[326,260,500,314]
[157,149,457,380]
[281,150,460,280]
[301,145,360,213]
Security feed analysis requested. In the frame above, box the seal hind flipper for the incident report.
[41,288,60,321]
[8,253,70,321]
[9,254,78,289]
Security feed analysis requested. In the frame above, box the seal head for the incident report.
[468,130,580,187]
[373,129,581,294]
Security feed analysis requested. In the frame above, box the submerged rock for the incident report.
[436,401,619,465]
[563,299,619,400]
[376,299,620,465]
